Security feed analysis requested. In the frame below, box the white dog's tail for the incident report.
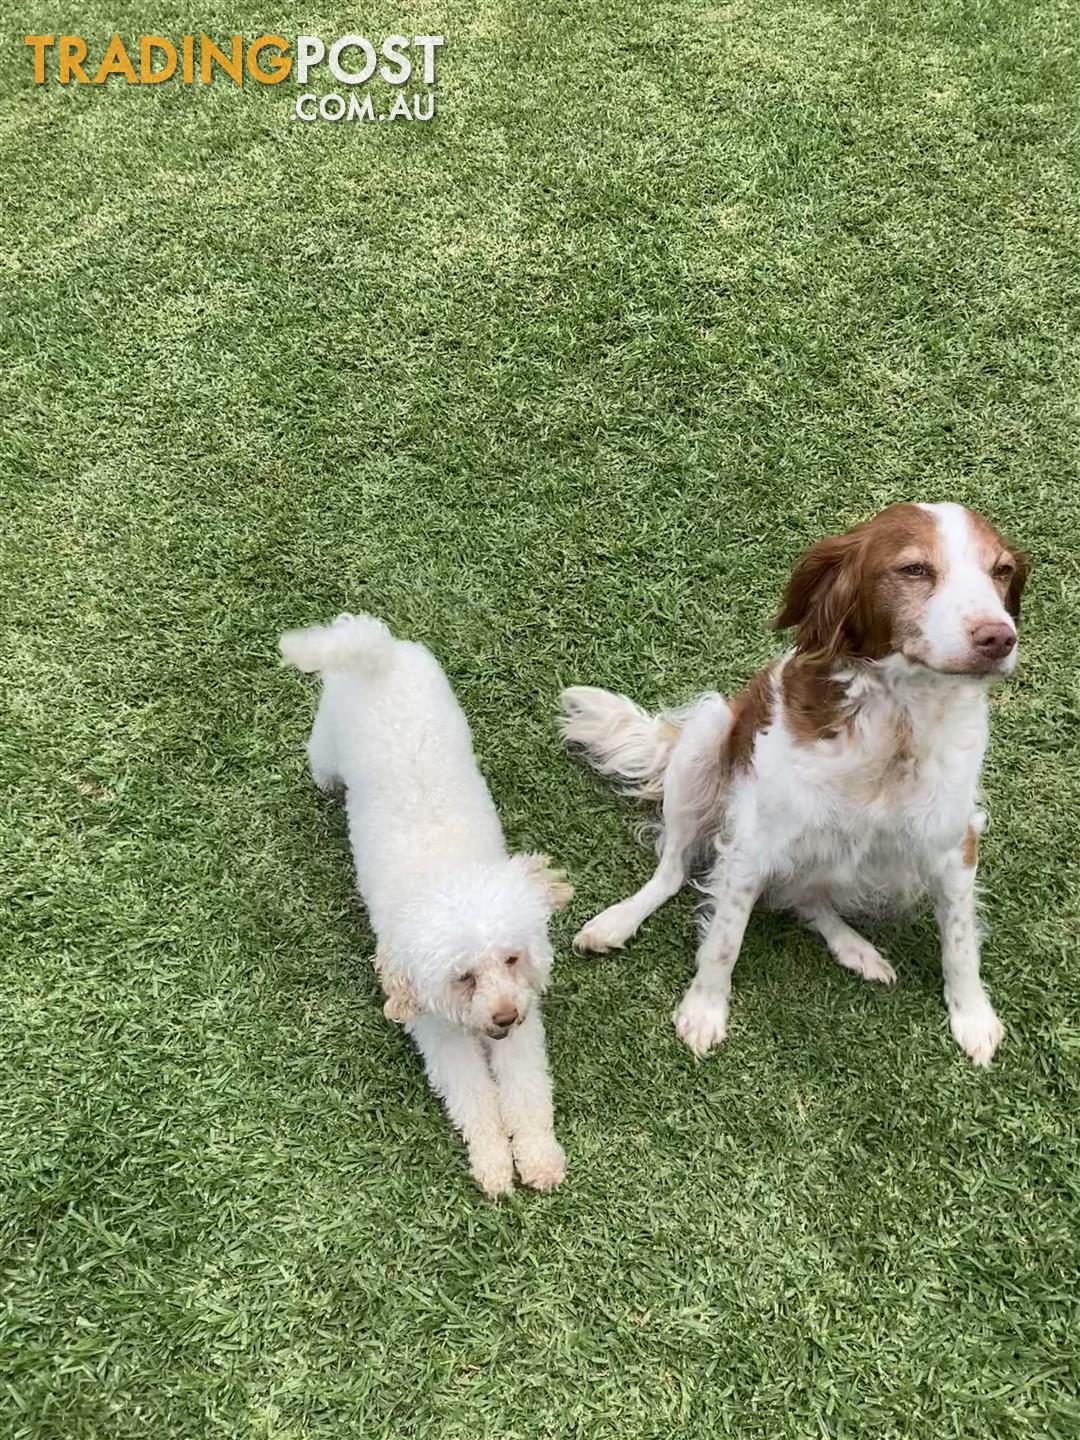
[279,613,396,676]
[558,685,682,799]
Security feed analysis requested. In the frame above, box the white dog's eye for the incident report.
[457,972,476,991]
[505,953,520,968]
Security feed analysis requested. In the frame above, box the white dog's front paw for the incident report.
[673,989,729,1057]
[835,939,897,986]
[949,1000,1004,1066]
[469,1142,515,1198]
[574,905,632,954]
[514,1138,566,1193]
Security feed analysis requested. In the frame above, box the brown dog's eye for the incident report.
[992,562,1014,581]
[897,562,931,578]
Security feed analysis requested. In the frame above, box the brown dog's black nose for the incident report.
[971,622,1016,661]
[491,1007,519,1030]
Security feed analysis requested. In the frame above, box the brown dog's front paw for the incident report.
[949,1000,1003,1066]
[673,989,729,1057]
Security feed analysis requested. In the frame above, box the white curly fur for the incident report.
[280,614,572,1197]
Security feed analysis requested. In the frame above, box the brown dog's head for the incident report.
[774,503,1027,676]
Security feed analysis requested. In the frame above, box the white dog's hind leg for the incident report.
[797,900,896,985]
[673,844,760,1057]
[930,848,1002,1066]
[409,1017,515,1196]
[487,1009,565,1192]
[575,695,731,954]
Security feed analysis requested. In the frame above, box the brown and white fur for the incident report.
[559,503,1028,1066]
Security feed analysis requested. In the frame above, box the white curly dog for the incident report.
[280,613,572,1197]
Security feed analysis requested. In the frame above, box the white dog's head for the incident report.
[375,854,573,1040]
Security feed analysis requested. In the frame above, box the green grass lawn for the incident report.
[3,1,1080,1435]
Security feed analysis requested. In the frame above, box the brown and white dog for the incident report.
[559,503,1028,1065]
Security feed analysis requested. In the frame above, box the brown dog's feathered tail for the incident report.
[557,686,682,800]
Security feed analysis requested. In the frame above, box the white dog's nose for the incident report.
[490,1006,519,1031]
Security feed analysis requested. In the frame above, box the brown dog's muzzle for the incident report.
[970,621,1016,662]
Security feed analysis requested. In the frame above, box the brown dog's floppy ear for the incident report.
[373,944,419,1024]
[515,852,574,912]
[1004,547,1029,620]
[773,532,865,660]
